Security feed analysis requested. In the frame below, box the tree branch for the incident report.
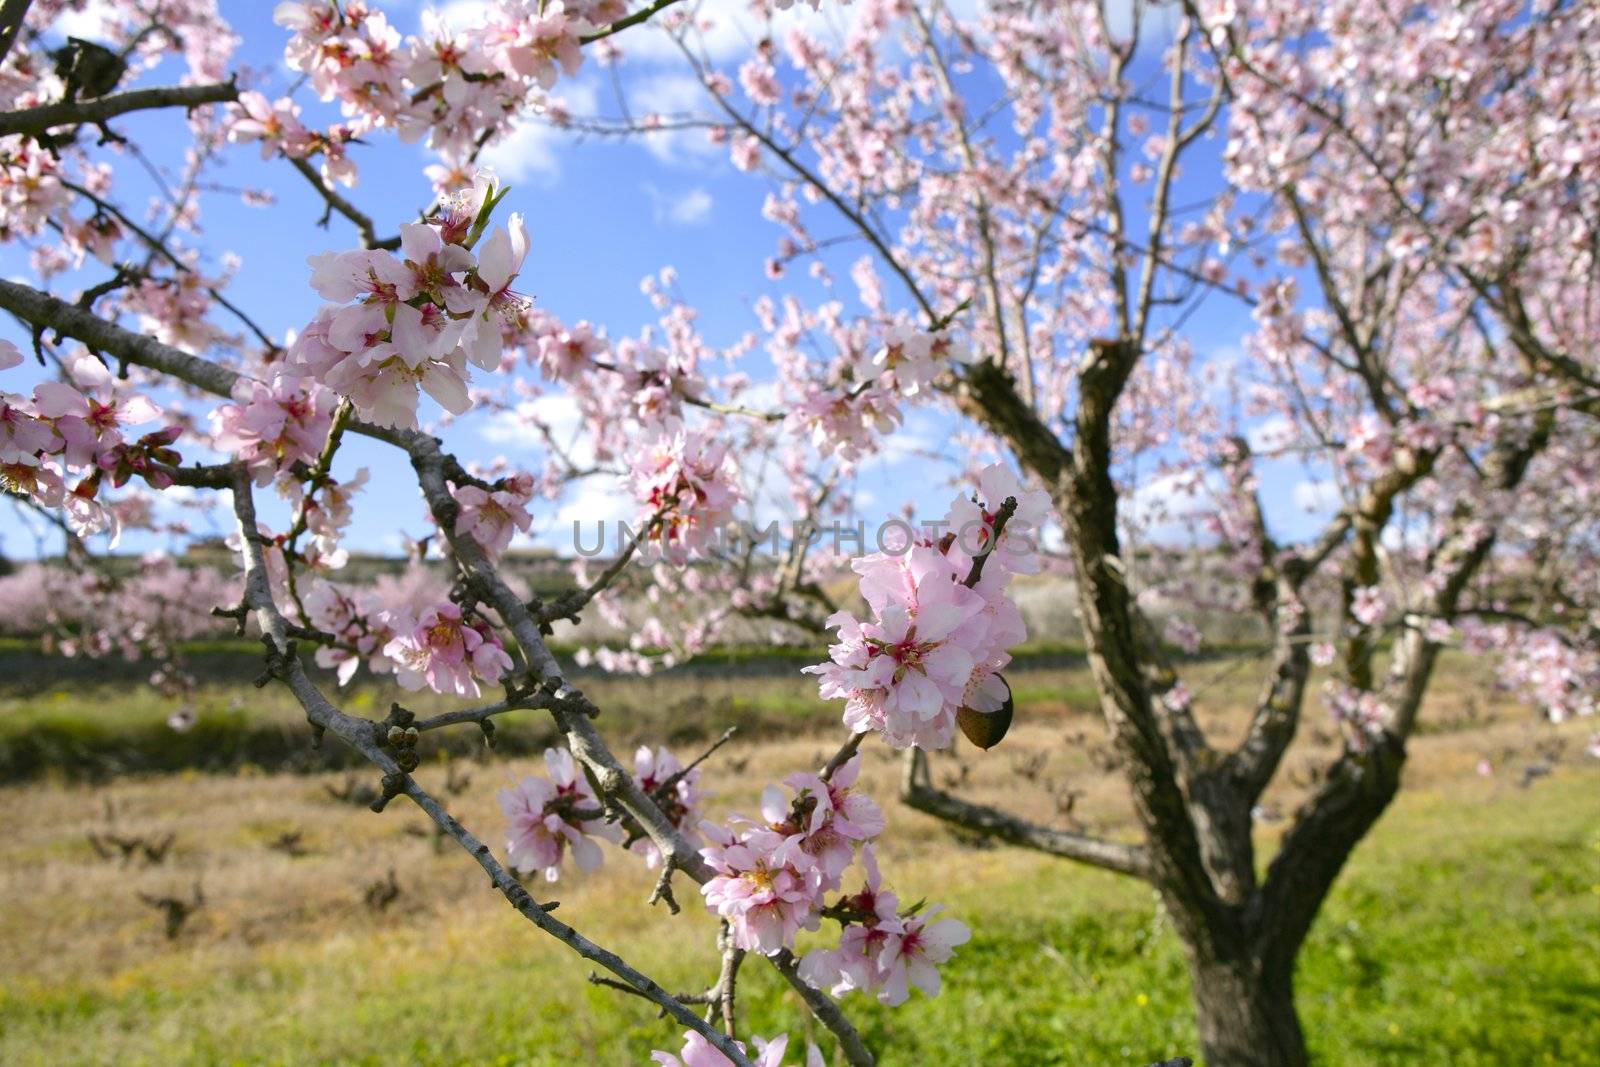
[900,749,1153,879]
[0,273,877,1067]
[0,81,238,139]
[227,468,755,1067]
[0,0,33,69]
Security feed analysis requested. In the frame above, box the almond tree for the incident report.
[598,2,1596,1063]
[0,2,1595,1066]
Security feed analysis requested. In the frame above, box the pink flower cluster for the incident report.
[699,755,881,955]
[627,427,741,556]
[498,748,618,882]
[283,467,369,568]
[806,464,1048,749]
[450,471,535,559]
[226,89,358,187]
[302,564,450,685]
[283,183,528,428]
[494,741,708,880]
[696,753,968,1004]
[1460,619,1599,723]
[383,600,513,697]
[209,375,337,486]
[2,343,177,543]
[798,845,972,1006]
[0,141,69,241]
[768,313,970,463]
[861,323,969,397]
[630,745,707,868]
[257,1,613,186]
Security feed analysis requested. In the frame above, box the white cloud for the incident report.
[478,81,601,183]
[624,72,725,165]
[1246,415,1297,453]
[1291,478,1342,514]
[50,0,116,40]
[433,0,488,31]
[644,184,714,226]
[540,478,637,556]
[480,394,597,467]
[607,0,761,65]
[1126,468,1219,545]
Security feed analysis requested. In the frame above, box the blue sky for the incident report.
[1,0,1341,563]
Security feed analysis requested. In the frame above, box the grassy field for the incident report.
[0,651,1595,1065]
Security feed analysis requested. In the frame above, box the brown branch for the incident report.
[226,467,755,1067]
[651,725,738,801]
[0,80,238,139]
[580,0,688,43]
[899,749,1152,879]
[819,732,867,782]
[535,508,667,624]
[288,157,394,250]
[57,178,282,354]
[0,275,875,1067]
[0,0,32,69]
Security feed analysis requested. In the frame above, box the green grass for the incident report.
[2,772,1593,1065]
[0,643,1121,781]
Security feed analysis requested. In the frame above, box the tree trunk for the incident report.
[1187,948,1307,1067]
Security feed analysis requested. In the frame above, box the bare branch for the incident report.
[0,80,238,139]
[535,508,667,624]
[288,157,395,250]
[580,0,688,43]
[226,468,756,1067]
[900,749,1153,880]
[819,732,868,782]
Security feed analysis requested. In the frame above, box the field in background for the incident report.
[0,651,1595,1065]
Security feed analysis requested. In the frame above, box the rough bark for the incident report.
[1188,948,1308,1067]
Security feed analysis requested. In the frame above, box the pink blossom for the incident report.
[862,323,940,395]
[651,1031,814,1067]
[798,844,969,1006]
[383,600,512,697]
[498,748,616,881]
[808,546,991,749]
[730,134,762,172]
[450,474,534,558]
[699,821,823,955]
[627,428,742,555]
[226,91,307,159]
[765,755,885,885]
[534,319,605,382]
[464,214,530,370]
[630,745,706,867]
[1350,586,1387,626]
[210,376,336,486]
[33,354,161,468]
[0,393,58,463]
[942,462,1054,574]
[875,906,970,1006]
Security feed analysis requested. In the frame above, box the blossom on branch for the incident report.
[210,375,336,486]
[284,191,530,428]
[651,1030,819,1067]
[808,464,1046,750]
[383,600,512,697]
[499,748,617,882]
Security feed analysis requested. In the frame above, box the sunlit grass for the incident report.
[0,650,1594,1064]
